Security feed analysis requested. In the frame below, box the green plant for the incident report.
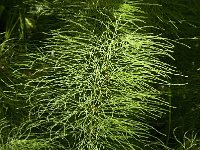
[1,0,188,149]
[138,1,200,149]
[13,0,176,149]
[1,139,54,150]
[173,128,200,150]
[0,1,36,146]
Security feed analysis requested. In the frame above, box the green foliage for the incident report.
[173,129,200,150]
[140,1,200,149]
[0,0,178,149]
[1,139,54,150]
[13,0,175,149]
[2,0,200,150]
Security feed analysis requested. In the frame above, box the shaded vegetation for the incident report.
[0,0,200,149]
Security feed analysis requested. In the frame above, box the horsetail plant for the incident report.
[1,0,176,149]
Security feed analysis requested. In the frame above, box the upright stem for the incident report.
[166,84,172,146]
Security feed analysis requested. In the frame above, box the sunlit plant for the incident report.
[16,0,176,149]
[0,0,177,149]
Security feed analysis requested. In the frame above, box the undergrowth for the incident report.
[0,0,179,149]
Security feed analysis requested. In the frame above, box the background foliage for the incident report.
[0,0,200,150]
